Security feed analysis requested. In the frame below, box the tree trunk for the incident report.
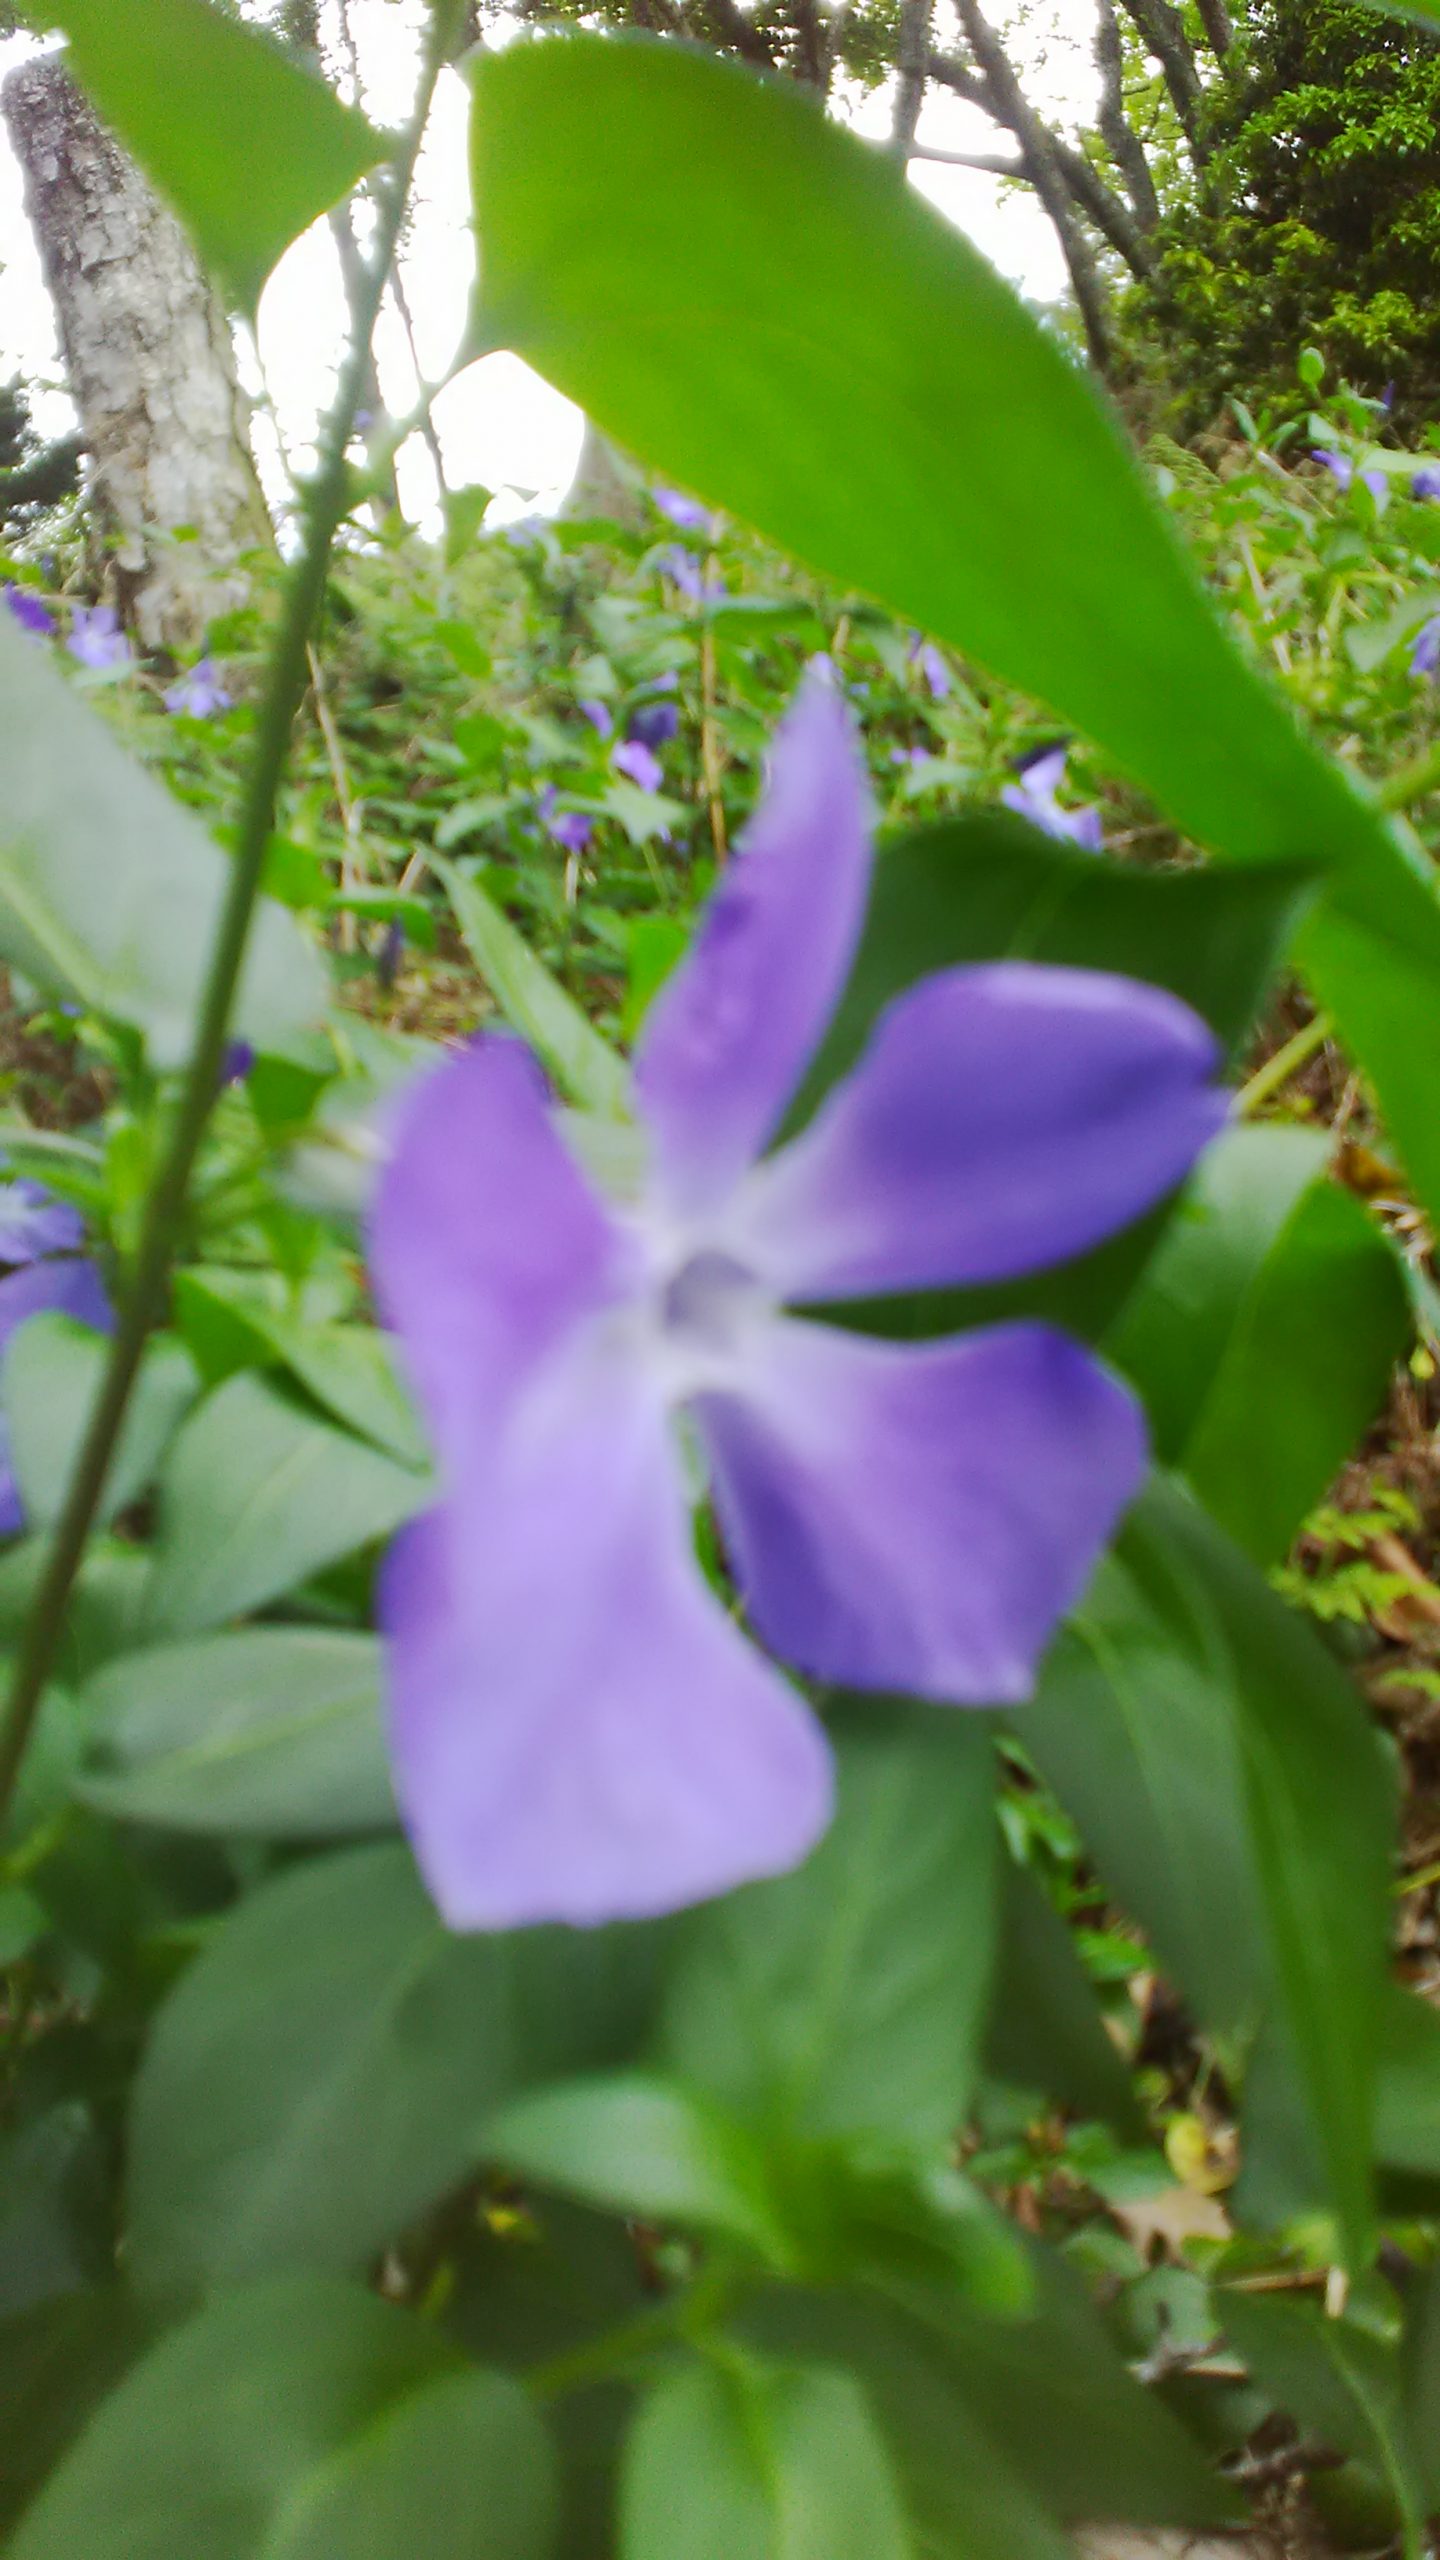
[890,0,932,160]
[1193,0,1233,57]
[1117,0,1207,158]
[562,418,645,528]
[2,55,270,653]
[1094,0,1161,230]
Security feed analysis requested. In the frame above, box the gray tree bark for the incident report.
[2,54,270,652]
[1117,0,1207,158]
[890,0,932,162]
[1094,0,1161,230]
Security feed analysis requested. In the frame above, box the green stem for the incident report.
[1235,1010,1333,1118]
[1377,733,1440,813]
[0,7,457,1825]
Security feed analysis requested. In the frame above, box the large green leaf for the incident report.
[1219,2285,1426,2543]
[0,610,324,1066]
[8,2277,557,2560]
[0,2291,154,2537]
[487,2073,796,2267]
[142,1371,428,1636]
[127,1840,662,2292]
[983,1857,1142,2136]
[660,1704,997,2155]
[1021,1482,1392,2263]
[1107,1126,1411,1559]
[468,37,1440,1228]
[76,1628,394,1837]
[4,1321,198,1535]
[620,2359,913,2560]
[20,0,387,314]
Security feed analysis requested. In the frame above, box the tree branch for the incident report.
[908,142,1025,176]
[890,0,932,160]
[1094,0,1160,229]
[1194,0,1233,56]
[951,0,1113,367]
[1117,0,1206,156]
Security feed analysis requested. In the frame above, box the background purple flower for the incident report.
[3,585,55,641]
[538,783,594,854]
[0,1182,113,1536]
[907,635,952,701]
[659,546,722,606]
[627,698,679,754]
[653,486,714,537]
[578,698,613,738]
[0,1177,86,1264]
[68,603,131,673]
[613,738,664,793]
[164,657,232,719]
[1313,449,1387,500]
[1413,467,1440,502]
[369,675,1224,1932]
[1002,743,1104,850]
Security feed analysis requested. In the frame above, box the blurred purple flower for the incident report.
[221,1039,256,1086]
[538,783,594,855]
[1313,449,1387,500]
[659,546,722,607]
[0,1178,85,1264]
[1411,615,1440,679]
[578,698,613,738]
[3,585,55,642]
[907,634,952,702]
[654,486,713,537]
[1413,467,1440,502]
[613,738,664,794]
[0,1191,113,1536]
[1002,744,1104,851]
[164,657,232,719]
[890,745,933,771]
[378,925,405,992]
[67,603,131,673]
[367,673,1225,1930]
[627,698,679,754]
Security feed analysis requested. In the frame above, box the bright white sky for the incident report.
[0,1,1097,524]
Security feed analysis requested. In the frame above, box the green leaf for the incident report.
[487,2073,795,2266]
[20,0,388,314]
[1404,2261,1440,2502]
[1021,1482,1392,2264]
[0,615,326,1064]
[174,1268,428,1466]
[468,36,1440,1234]
[660,1704,997,2154]
[1374,1985,1440,2209]
[436,857,629,1115]
[1356,0,1440,27]
[1107,1127,1411,1558]
[8,2277,557,2560]
[127,1840,662,2293]
[983,1857,1142,2136]
[1221,2285,1426,2542]
[75,1628,394,1837]
[142,1372,427,1636]
[4,1322,198,1534]
[620,2359,912,2560]
[0,2290,154,2536]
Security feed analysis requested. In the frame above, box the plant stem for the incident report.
[1235,1010,1333,1118]
[0,7,457,1825]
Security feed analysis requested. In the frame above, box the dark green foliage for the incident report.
[1143,0,1440,420]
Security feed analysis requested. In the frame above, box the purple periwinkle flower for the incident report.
[659,546,723,607]
[1002,744,1105,852]
[1411,615,1440,679]
[654,486,713,536]
[3,585,55,642]
[613,738,665,794]
[0,1185,113,1535]
[538,783,594,856]
[221,1039,256,1087]
[67,603,131,674]
[627,698,679,754]
[907,635,952,702]
[164,656,232,719]
[1413,467,1440,502]
[1313,449,1387,500]
[578,698,614,739]
[367,675,1225,1931]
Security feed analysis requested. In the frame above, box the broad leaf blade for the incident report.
[436,856,629,1116]
[127,1840,662,2291]
[0,614,326,1063]
[487,2073,793,2265]
[8,2277,557,2560]
[621,2360,913,2560]
[20,0,388,313]
[468,36,1440,1229]
[76,1628,395,1837]
[5,1323,198,1535]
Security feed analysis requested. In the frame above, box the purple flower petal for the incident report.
[636,671,873,1215]
[742,962,1225,1301]
[551,811,594,855]
[698,1317,1145,1703]
[3,585,55,641]
[369,1036,628,1485]
[164,657,231,718]
[1313,448,1354,490]
[0,1179,85,1264]
[578,698,614,738]
[907,636,951,702]
[381,1366,832,1929]
[1001,741,1103,848]
[613,739,664,793]
[67,603,131,673]
[1412,615,1440,679]
[1413,467,1440,503]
